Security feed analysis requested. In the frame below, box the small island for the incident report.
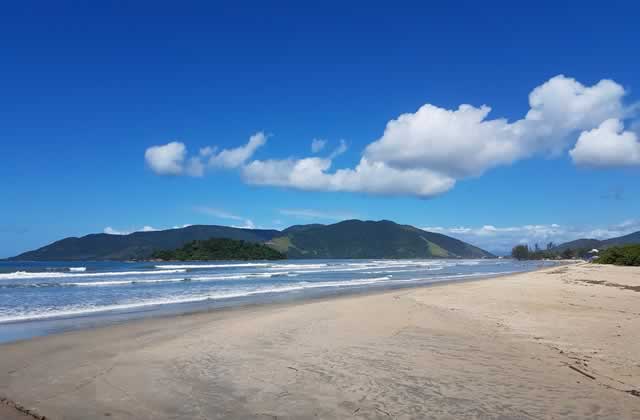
[151,238,286,261]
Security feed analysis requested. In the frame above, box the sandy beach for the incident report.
[1,262,639,419]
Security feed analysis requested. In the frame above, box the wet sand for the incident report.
[0,262,638,419]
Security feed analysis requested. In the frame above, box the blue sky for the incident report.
[2,0,639,257]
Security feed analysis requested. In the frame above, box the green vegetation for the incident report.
[11,219,495,261]
[280,220,494,259]
[152,238,286,261]
[511,245,530,260]
[11,225,281,261]
[595,245,640,266]
[511,242,594,260]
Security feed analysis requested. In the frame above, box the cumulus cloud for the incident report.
[243,76,630,197]
[242,157,455,197]
[365,76,627,178]
[209,132,267,169]
[144,133,266,177]
[311,138,327,153]
[570,119,640,167]
[146,75,635,197]
[145,142,187,175]
[424,219,640,255]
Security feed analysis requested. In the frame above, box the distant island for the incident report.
[152,238,286,261]
[10,219,494,261]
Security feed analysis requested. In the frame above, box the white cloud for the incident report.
[104,225,159,235]
[570,119,640,167]
[242,157,455,197]
[194,206,244,221]
[194,206,256,229]
[144,142,187,175]
[104,226,130,235]
[199,146,216,157]
[311,138,327,153]
[172,224,192,229]
[144,133,265,177]
[279,208,357,221]
[329,139,348,159]
[240,75,630,197]
[424,219,640,255]
[209,132,267,169]
[365,76,627,178]
[145,75,635,197]
[232,219,256,229]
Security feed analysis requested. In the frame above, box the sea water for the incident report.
[0,259,554,343]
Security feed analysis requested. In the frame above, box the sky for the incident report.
[1,0,639,257]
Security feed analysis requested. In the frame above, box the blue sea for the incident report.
[0,259,553,343]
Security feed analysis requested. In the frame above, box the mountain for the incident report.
[11,225,281,261]
[270,220,492,259]
[10,220,494,261]
[551,239,603,253]
[602,230,640,246]
[552,230,640,252]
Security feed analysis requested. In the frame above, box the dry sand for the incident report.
[0,262,639,419]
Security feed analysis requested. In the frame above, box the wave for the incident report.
[68,267,87,272]
[0,269,526,324]
[0,271,300,289]
[0,269,187,280]
[154,263,271,269]
[0,276,393,323]
[268,263,331,270]
[65,272,299,287]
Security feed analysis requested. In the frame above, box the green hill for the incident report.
[152,238,285,261]
[11,225,280,261]
[552,230,640,253]
[268,220,493,259]
[10,220,494,261]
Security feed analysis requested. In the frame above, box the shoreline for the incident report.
[0,261,556,345]
[1,262,638,419]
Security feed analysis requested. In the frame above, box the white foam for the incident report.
[154,263,271,269]
[267,263,330,270]
[0,269,187,280]
[68,267,87,272]
[63,271,299,287]
[0,276,393,323]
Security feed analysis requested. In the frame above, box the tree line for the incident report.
[511,243,592,261]
[152,238,286,261]
[596,245,640,266]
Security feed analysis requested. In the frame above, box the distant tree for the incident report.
[561,248,574,259]
[534,243,540,252]
[546,242,555,250]
[511,244,530,260]
[152,238,286,261]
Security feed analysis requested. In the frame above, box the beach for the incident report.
[1,262,639,419]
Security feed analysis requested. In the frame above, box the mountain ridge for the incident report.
[552,230,640,252]
[10,220,494,261]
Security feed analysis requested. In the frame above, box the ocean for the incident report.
[0,258,553,343]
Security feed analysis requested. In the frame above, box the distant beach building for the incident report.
[587,248,600,261]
